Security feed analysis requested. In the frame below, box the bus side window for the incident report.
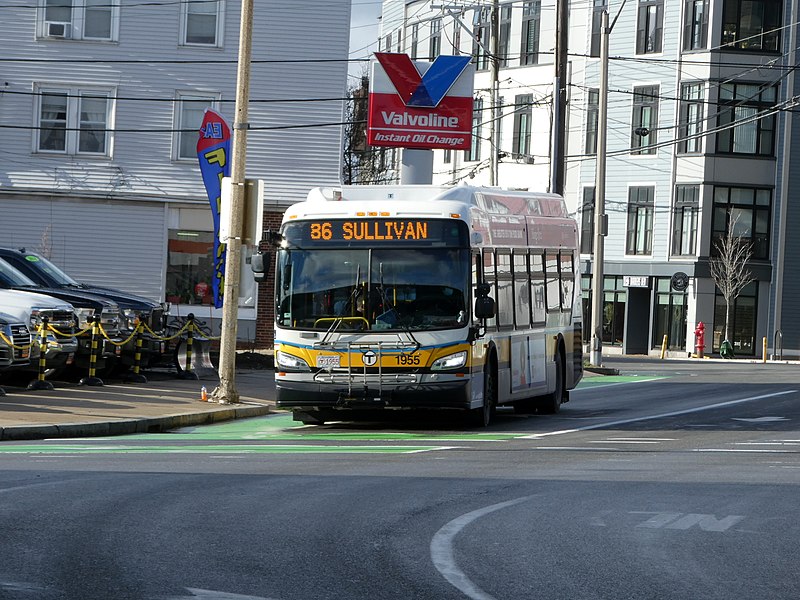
[482,248,497,330]
[531,253,545,324]
[496,249,513,329]
[560,252,575,312]
[513,250,530,329]
[545,252,561,313]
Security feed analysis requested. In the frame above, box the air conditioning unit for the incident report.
[44,21,71,39]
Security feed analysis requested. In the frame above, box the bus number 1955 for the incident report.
[395,353,420,366]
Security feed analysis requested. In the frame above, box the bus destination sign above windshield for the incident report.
[284,219,468,247]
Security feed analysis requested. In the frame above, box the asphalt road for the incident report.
[0,357,798,600]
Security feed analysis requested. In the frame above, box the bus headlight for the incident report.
[431,350,467,371]
[275,350,311,372]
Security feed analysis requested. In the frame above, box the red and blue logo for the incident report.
[375,52,472,108]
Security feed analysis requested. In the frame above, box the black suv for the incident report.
[0,248,169,371]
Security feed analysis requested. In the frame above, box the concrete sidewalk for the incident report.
[0,369,275,441]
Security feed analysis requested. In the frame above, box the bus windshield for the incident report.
[275,248,469,331]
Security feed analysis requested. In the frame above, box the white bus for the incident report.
[256,184,583,426]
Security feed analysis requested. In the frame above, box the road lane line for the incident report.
[431,496,533,600]
[520,390,797,439]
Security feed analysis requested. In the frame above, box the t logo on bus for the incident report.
[375,53,472,108]
[362,350,378,367]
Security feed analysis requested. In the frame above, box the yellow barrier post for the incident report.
[79,316,104,386]
[27,318,55,391]
[179,313,199,380]
[124,318,148,384]
[763,336,767,363]
[660,334,668,360]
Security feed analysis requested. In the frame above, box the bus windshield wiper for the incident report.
[375,264,420,352]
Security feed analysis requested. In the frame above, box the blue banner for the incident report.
[196,109,231,309]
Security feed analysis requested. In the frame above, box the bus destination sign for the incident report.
[283,219,468,247]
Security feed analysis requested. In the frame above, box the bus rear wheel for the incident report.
[537,349,563,414]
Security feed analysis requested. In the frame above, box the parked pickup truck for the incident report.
[0,259,121,373]
[0,311,35,375]
[0,248,169,371]
[0,288,77,376]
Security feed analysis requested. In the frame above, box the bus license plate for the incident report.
[316,355,340,368]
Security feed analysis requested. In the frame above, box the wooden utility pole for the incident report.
[212,0,254,404]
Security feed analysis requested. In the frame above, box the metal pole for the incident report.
[551,0,569,196]
[212,0,253,404]
[589,10,609,367]
[489,0,499,186]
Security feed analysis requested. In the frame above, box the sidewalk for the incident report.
[0,368,276,441]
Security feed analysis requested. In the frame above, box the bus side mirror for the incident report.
[251,252,270,283]
[474,296,495,320]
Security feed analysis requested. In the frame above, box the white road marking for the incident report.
[431,496,533,600]
[520,390,797,440]
[732,417,789,423]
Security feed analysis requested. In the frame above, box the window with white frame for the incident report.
[631,85,659,154]
[182,0,224,46]
[175,93,220,160]
[429,18,441,59]
[678,82,704,154]
[512,94,532,161]
[36,86,113,156]
[520,1,541,66]
[626,186,655,255]
[39,0,118,41]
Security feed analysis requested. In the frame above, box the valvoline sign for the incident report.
[368,53,474,150]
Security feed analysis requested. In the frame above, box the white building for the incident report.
[378,0,799,359]
[0,0,351,346]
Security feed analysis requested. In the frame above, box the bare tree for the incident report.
[342,74,391,185]
[708,216,754,344]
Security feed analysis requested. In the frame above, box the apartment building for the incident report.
[378,0,799,358]
[0,0,351,346]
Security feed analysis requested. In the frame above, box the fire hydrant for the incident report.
[694,321,706,358]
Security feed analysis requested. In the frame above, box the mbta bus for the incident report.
[256,184,582,426]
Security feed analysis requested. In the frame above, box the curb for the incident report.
[0,403,273,442]
[584,366,620,376]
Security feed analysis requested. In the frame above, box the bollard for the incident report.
[762,336,767,364]
[660,334,668,359]
[124,317,148,383]
[79,316,104,386]
[179,313,199,380]
[28,317,54,391]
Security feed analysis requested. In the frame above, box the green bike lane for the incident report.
[0,375,664,455]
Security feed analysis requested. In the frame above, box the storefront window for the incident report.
[653,277,687,349]
[713,281,757,355]
[582,275,626,346]
[166,229,254,307]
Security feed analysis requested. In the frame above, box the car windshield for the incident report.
[275,248,469,331]
[0,258,38,287]
[19,254,80,286]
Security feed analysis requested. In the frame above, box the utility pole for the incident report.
[212,0,254,404]
[489,0,499,186]
[551,0,568,196]
[590,2,625,367]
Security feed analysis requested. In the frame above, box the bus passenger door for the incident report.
[510,334,547,396]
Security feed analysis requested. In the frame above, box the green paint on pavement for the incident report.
[577,375,665,387]
[0,444,442,455]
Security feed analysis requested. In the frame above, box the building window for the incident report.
[678,82,704,154]
[683,0,709,50]
[672,185,699,256]
[626,186,654,255]
[512,94,532,161]
[636,0,664,54]
[722,0,781,51]
[712,186,771,260]
[36,86,112,156]
[182,0,223,46]
[581,275,626,345]
[586,88,599,155]
[39,0,118,41]
[429,18,441,58]
[452,21,461,54]
[631,85,659,155]
[410,23,419,59]
[465,97,482,162]
[653,277,688,350]
[713,282,757,355]
[443,149,451,164]
[472,7,491,71]
[590,0,607,58]
[717,83,776,156]
[581,187,595,254]
[383,34,391,52]
[175,93,220,160]
[521,1,542,65]
[498,6,512,67]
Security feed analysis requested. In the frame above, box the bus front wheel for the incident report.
[470,363,497,427]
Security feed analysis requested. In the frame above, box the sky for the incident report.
[349,0,382,81]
